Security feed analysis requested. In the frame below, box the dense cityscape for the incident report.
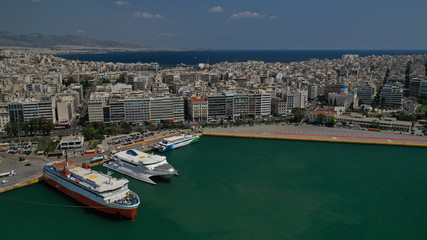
[2,0,427,238]
[1,49,426,149]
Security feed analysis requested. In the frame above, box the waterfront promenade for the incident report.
[203,124,427,147]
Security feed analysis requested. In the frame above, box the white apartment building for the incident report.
[355,81,376,105]
[22,99,39,121]
[188,97,208,122]
[308,84,318,100]
[271,98,287,117]
[380,84,403,108]
[88,98,104,122]
[0,104,9,131]
[172,95,185,122]
[38,97,56,123]
[260,92,271,117]
[56,96,75,124]
[285,92,303,113]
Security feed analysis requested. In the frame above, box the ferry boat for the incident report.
[154,134,200,152]
[103,149,178,185]
[43,159,140,219]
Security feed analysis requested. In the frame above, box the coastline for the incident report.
[56,49,427,66]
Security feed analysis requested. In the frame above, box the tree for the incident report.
[291,108,305,123]
[21,121,30,136]
[326,116,337,127]
[371,120,380,128]
[82,126,96,140]
[94,133,105,140]
[82,79,91,90]
[37,136,58,154]
[121,121,133,134]
[108,122,118,136]
[38,118,54,136]
[318,114,326,125]
[5,122,19,137]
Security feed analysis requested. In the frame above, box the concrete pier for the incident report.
[202,124,427,147]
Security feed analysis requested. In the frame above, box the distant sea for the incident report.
[57,49,427,67]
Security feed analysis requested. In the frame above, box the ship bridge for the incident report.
[114,149,166,165]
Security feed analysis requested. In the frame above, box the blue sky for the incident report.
[1,0,427,49]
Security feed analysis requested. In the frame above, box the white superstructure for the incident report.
[104,149,178,185]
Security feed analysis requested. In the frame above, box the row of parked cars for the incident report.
[107,133,144,146]
[6,150,33,155]
[3,143,37,155]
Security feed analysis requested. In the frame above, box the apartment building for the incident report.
[188,97,208,122]
[380,84,403,108]
[124,98,150,123]
[87,98,104,122]
[206,94,226,119]
[172,95,184,122]
[56,96,74,125]
[150,97,174,121]
[0,104,10,131]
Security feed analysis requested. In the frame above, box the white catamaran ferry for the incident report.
[103,149,178,185]
[155,134,200,152]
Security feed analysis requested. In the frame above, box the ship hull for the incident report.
[103,162,177,185]
[43,173,138,219]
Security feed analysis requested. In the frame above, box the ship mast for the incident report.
[65,150,69,168]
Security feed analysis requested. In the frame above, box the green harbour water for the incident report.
[1,136,427,240]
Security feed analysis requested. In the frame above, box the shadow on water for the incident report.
[149,176,172,184]
[40,181,134,222]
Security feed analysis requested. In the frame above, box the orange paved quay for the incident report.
[202,124,427,147]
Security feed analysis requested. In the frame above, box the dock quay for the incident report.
[202,125,427,148]
[0,131,180,194]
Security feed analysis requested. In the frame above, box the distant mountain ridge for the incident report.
[0,31,144,49]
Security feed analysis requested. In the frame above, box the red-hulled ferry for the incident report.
[43,160,140,219]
